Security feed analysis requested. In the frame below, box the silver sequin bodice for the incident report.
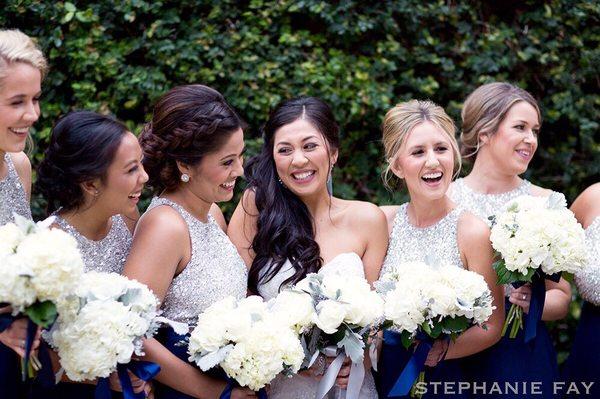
[147,197,247,325]
[575,217,600,305]
[380,203,466,275]
[0,153,31,224]
[449,178,531,226]
[54,214,132,273]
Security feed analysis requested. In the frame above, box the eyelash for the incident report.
[128,166,139,174]
[277,143,318,154]
[411,147,447,156]
[11,97,40,106]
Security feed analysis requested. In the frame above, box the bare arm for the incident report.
[445,213,504,360]
[122,207,227,399]
[228,190,258,268]
[359,204,389,285]
[378,205,400,236]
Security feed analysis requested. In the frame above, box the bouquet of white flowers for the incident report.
[0,214,84,378]
[285,271,384,399]
[376,259,494,397]
[490,193,586,339]
[48,271,161,384]
[188,296,305,393]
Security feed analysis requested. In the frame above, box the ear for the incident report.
[330,148,339,167]
[176,160,192,176]
[81,179,101,197]
[390,156,404,179]
[479,132,490,145]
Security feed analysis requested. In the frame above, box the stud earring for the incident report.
[181,173,190,183]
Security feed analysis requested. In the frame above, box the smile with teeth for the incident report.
[128,192,141,199]
[9,127,29,134]
[516,149,531,158]
[291,171,315,181]
[220,181,235,189]
[421,171,443,182]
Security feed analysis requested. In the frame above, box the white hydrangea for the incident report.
[0,222,24,255]
[16,228,84,303]
[50,272,160,380]
[491,194,586,276]
[188,295,305,391]
[0,255,36,312]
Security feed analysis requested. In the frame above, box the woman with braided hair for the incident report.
[123,84,255,399]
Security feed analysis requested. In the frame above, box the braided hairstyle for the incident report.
[246,96,340,294]
[36,111,128,214]
[139,84,245,194]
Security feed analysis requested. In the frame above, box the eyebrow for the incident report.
[7,91,42,100]
[219,147,246,161]
[123,160,138,168]
[275,135,319,146]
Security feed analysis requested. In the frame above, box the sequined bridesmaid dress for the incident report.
[376,204,468,399]
[561,217,600,397]
[147,198,248,399]
[449,178,558,399]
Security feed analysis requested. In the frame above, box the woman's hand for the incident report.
[0,318,40,358]
[108,370,147,394]
[424,339,449,367]
[509,284,532,314]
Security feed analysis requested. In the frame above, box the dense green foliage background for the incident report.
[2,0,599,361]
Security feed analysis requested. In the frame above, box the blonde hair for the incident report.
[382,99,461,189]
[0,29,48,88]
[460,82,541,159]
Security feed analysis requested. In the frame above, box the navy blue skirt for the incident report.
[0,342,27,399]
[376,330,468,398]
[154,326,227,399]
[561,301,600,398]
[461,299,558,399]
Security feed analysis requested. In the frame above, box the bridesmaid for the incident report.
[228,96,389,398]
[449,82,571,398]
[376,100,504,398]
[122,85,255,399]
[562,183,600,397]
[0,28,47,399]
[36,110,149,397]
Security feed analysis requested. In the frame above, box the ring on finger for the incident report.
[522,294,527,300]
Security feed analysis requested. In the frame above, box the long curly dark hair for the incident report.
[246,97,340,294]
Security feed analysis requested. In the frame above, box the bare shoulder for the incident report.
[240,188,258,215]
[342,200,387,226]
[209,203,227,232]
[136,204,188,239]
[530,184,553,198]
[379,205,400,228]
[570,183,600,227]
[457,210,490,242]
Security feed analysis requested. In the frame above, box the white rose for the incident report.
[314,299,347,334]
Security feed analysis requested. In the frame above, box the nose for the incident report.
[233,157,244,177]
[23,100,40,123]
[140,165,149,184]
[523,129,537,144]
[291,150,308,167]
[425,149,440,168]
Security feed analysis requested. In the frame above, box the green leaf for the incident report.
[24,301,57,328]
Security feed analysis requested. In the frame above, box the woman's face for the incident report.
[0,63,41,153]
[273,118,337,199]
[483,101,540,176]
[183,127,245,204]
[392,121,455,202]
[96,132,148,215]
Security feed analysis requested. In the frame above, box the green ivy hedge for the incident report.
[3,0,599,361]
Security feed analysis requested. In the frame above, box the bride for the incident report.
[228,96,388,398]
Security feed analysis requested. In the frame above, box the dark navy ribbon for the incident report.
[0,312,17,333]
[95,360,161,399]
[219,378,267,399]
[386,331,433,398]
[519,271,561,343]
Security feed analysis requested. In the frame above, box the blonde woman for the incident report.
[449,82,570,398]
[377,100,504,398]
[0,29,47,399]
